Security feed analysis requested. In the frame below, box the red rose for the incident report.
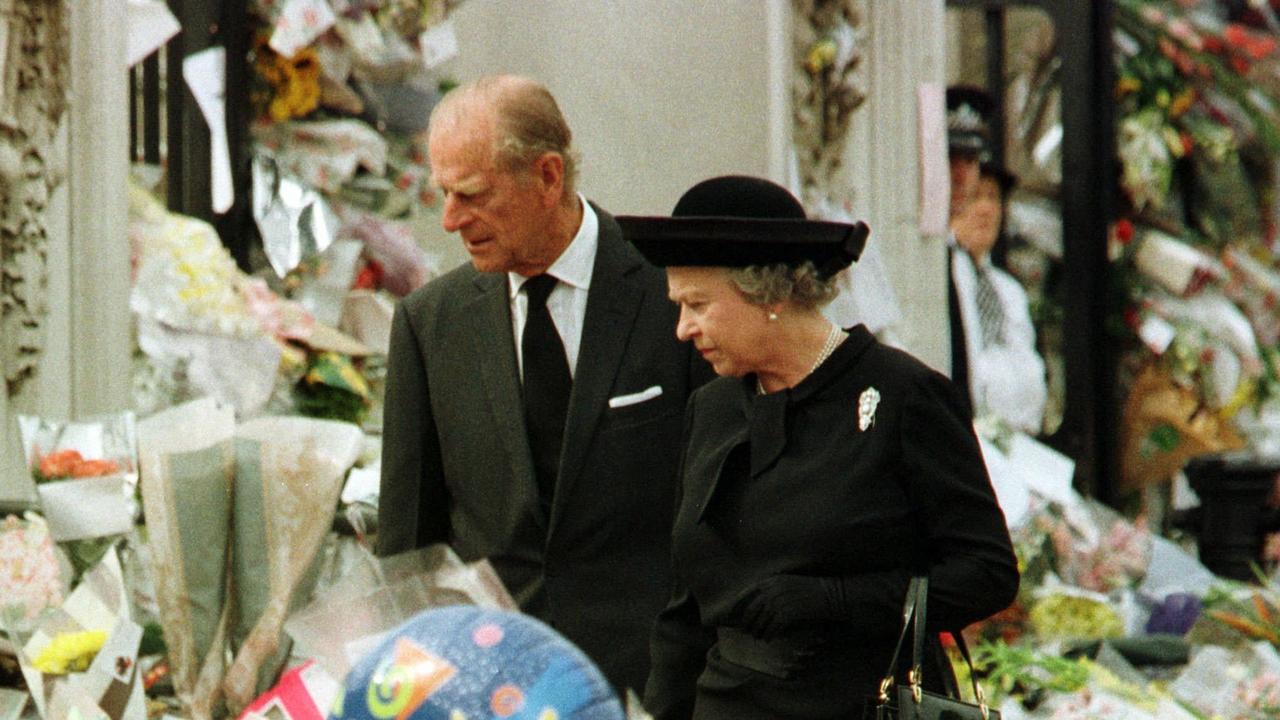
[1115,218,1135,245]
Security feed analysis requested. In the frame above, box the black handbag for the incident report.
[868,576,998,720]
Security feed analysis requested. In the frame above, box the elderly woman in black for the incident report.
[618,176,1019,720]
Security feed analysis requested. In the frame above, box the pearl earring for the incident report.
[768,312,778,321]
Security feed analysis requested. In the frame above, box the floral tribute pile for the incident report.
[1108,0,1280,492]
[999,0,1280,491]
[132,0,476,430]
[245,0,459,307]
[964,438,1280,720]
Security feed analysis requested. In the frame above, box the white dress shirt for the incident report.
[508,194,598,379]
[951,247,1048,434]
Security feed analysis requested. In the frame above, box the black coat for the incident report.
[644,326,1019,719]
[377,206,711,694]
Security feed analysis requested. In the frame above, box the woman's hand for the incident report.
[732,574,835,639]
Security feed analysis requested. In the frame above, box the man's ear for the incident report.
[532,151,565,207]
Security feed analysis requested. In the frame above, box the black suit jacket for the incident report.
[377,205,710,693]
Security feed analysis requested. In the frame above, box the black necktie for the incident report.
[521,274,572,512]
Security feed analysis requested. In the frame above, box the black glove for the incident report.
[732,574,837,639]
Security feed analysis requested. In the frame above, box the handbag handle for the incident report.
[876,576,922,704]
[876,576,992,720]
[949,630,991,719]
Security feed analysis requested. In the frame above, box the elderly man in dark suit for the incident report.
[377,74,709,694]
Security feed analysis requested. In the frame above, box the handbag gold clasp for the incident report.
[908,667,922,704]
[878,677,893,703]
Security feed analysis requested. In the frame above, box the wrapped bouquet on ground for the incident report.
[18,412,139,578]
[8,547,145,720]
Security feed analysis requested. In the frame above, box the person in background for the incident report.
[621,175,1019,719]
[945,85,992,417]
[377,74,710,694]
[950,158,1047,434]
[945,84,1047,433]
[945,85,989,223]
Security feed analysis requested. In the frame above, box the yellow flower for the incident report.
[32,629,108,675]
[1169,88,1195,118]
[270,96,294,123]
[805,39,838,74]
[1163,126,1187,158]
[1116,76,1141,97]
[338,362,371,398]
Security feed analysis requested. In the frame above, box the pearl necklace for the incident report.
[810,322,845,374]
[756,323,846,395]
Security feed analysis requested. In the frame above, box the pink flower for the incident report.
[1167,19,1203,51]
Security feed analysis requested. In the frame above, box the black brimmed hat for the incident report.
[947,85,994,156]
[617,175,869,280]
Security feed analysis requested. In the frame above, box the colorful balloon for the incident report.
[329,606,625,720]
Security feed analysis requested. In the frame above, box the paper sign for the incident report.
[1006,432,1079,508]
[1139,534,1216,597]
[72,617,145,720]
[977,437,1032,530]
[917,82,950,237]
[269,0,336,59]
[126,0,180,67]
[1134,231,1210,297]
[1138,314,1177,355]
[419,20,460,68]
[340,460,380,505]
[182,47,233,214]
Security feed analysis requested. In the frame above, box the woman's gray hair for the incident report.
[728,261,840,310]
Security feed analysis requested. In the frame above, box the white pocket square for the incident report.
[608,385,664,408]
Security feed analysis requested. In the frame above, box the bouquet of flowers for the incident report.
[7,547,146,720]
[18,412,138,578]
[137,398,365,717]
[0,514,65,633]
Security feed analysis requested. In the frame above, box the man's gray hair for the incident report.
[728,261,840,310]
[432,75,581,195]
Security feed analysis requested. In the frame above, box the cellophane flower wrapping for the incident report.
[252,119,386,196]
[1048,500,1153,595]
[129,181,288,418]
[221,415,363,715]
[283,544,517,684]
[136,397,236,720]
[10,547,145,720]
[18,412,139,579]
[1221,245,1280,347]
[1169,642,1280,719]
[0,687,26,719]
[1119,363,1245,489]
[0,514,65,634]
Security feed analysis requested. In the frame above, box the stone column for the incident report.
[0,0,67,500]
[66,0,130,418]
[846,0,949,371]
[0,0,129,502]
